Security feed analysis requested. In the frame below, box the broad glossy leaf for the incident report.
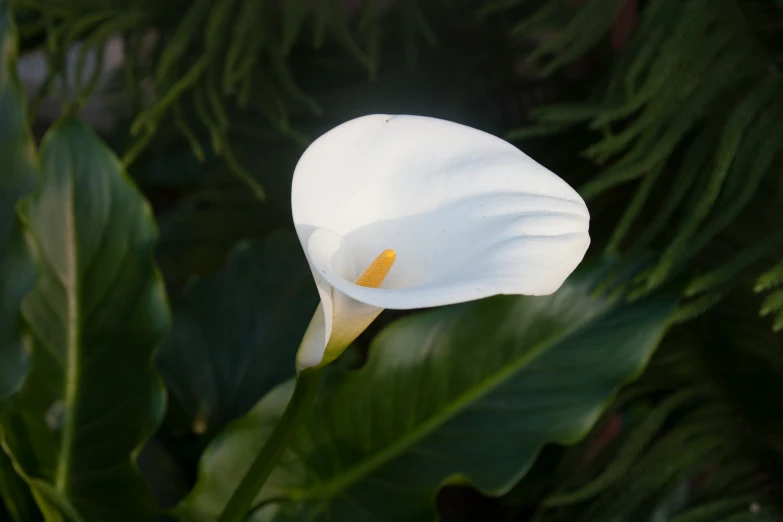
[0,447,40,522]
[176,276,674,521]
[0,0,37,397]
[0,120,169,521]
[157,232,317,435]
[155,184,283,293]
[137,440,191,511]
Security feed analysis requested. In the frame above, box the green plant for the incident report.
[492,0,783,312]
[1,0,782,521]
[512,296,783,522]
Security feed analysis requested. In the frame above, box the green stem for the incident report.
[217,368,324,522]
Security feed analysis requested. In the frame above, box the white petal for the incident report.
[295,230,384,370]
[292,114,590,312]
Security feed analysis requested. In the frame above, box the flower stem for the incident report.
[217,368,324,522]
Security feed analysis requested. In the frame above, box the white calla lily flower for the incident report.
[292,114,590,370]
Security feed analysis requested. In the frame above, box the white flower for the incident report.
[292,115,590,369]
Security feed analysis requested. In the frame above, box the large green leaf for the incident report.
[0,447,40,522]
[157,231,317,435]
[0,0,37,397]
[154,184,284,294]
[0,119,169,521]
[175,275,675,521]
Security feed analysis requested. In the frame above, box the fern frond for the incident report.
[623,123,717,259]
[603,164,662,256]
[527,319,783,522]
[12,0,438,196]
[671,292,726,323]
[753,261,783,292]
[526,0,625,77]
[495,0,783,326]
[155,0,212,85]
[646,75,781,291]
[753,259,783,331]
[545,388,702,506]
[668,496,760,522]
[684,226,783,297]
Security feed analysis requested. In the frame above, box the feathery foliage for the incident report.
[17,0,782,328]
[517,299,783,521]
[4,1,783,520]
[11,0,437,197]
[755,259,783,331]
[491,0,783,319]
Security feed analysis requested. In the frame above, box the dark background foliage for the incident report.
[1,0,782,521]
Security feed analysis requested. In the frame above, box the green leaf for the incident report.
[154,183,283,293]
[0,447,40,522]
[0,119,169,521]
[176,275,675,521]
[137,440,192,511]
[0,0,37,397]
[157,232,317,436]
